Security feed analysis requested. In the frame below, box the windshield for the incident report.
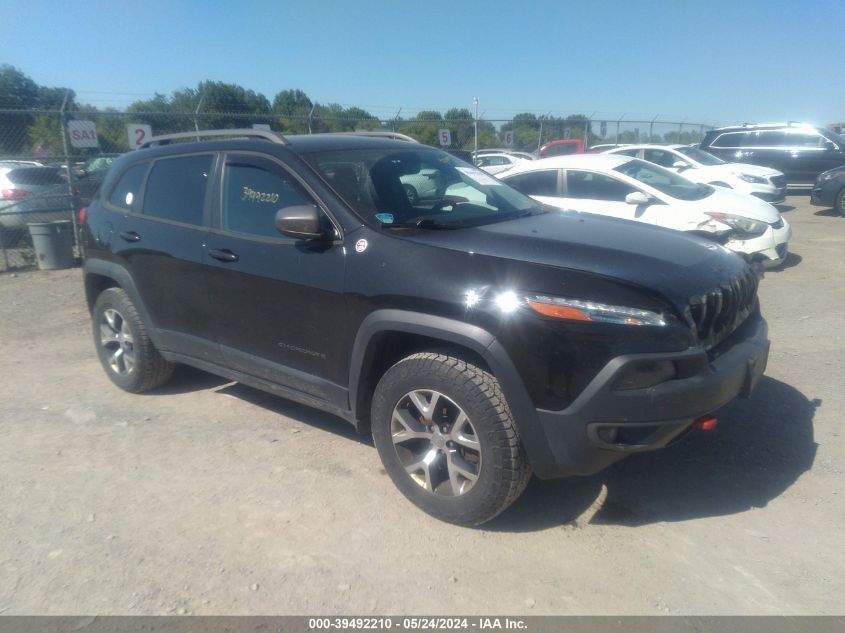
[303,147,543,229]
[675,146,726,166]
[820,128,845,146]
[614,158,713,201]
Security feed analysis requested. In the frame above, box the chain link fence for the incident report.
[0,108,714,271]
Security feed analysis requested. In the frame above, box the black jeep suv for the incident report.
[700,122,845,186]
[82,129,770,526]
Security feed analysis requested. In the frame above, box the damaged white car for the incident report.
[499,154,790,267]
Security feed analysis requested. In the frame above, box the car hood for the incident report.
[706,186,782,222]
[402,210,749,308]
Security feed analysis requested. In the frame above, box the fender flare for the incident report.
[83,259,164,349]
[347,309,556,474]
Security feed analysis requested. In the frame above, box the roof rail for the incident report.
[140,128,289,149]
[331,131,420,143]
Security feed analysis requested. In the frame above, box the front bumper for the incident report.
[810,184,837,207]
[725,219,791,267]
[530,316,769,478]
[751,189,786,204]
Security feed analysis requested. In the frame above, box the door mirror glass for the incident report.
[625,191,651,205]
[274,205,326,240]
[672,160,691,170]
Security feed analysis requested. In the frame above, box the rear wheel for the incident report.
[835,187,845,216]
[371,352,531,526]
[92,287,174,393]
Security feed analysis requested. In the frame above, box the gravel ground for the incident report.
[0,195,843,615]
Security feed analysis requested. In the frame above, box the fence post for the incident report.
[473,97,479,157]
[59,91,82,260]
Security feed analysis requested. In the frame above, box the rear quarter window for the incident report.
[107,163,149,211]
[503,170,559,196]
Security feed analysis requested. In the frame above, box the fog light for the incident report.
[615,360,676,390]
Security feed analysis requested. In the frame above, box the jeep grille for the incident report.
[685,267,758,349]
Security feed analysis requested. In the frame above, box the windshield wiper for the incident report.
[380,218,460,230]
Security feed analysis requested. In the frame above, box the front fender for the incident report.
[348,309,558,477]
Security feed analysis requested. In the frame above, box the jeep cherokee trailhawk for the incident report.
[82,129,770,525]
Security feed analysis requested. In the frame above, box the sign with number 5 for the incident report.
[438,129,451,147]
[127,124,153,150]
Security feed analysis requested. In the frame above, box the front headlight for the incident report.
[820,170,845,182]
[705,212,769,236]
[526,295,667,326]
[734,173,766,184]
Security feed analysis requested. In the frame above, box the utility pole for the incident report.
[473,97,479,157]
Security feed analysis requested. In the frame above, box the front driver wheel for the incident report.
[371,352,531,526]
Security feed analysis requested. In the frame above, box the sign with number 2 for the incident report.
[127,124,153,151]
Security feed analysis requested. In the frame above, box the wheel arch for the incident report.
[348,309,556,473]
[83,259,163,349]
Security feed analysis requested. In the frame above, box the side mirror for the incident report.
[625,191,651,205]
[823,140,837,151]
[672,160,691,170]
[274,205,327,240]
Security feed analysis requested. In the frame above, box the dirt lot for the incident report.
[0,195,843,616]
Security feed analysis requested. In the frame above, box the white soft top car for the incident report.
[603,144,787,203]
[498,154,790,267]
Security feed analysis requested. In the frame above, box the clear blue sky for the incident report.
[2,0,843,125]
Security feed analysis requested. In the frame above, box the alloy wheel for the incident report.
[99,308,135,375]
[390,389,482,496]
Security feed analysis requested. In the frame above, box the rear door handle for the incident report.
[119,230,141,242]
[208,248,239,263]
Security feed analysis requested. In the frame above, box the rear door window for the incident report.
[643,149,680,168]
[142,154,213,225]
[222,153,319,239]
[743,131,787,147]
[503,170,559,196]
[108,163,148,211]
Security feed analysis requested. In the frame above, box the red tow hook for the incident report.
[692,415,718,431]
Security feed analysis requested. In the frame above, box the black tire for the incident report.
[835,187,845,216]
[92,287,174,393]
[403,184,418,205]
[371,352,531,526]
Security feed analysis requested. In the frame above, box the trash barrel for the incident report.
[27,221,75,270]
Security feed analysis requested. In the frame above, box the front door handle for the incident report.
[119,230,141,242]
[208,248,239,263]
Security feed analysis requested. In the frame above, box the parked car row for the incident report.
[498,154,791,268]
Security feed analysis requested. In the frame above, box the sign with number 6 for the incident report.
[127,124,153,150]
[438,129,452,147]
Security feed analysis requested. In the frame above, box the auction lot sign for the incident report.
[0,617,840,633]
[66,120,98,148]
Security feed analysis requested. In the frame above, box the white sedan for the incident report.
[498,154,791,268]
[474,153,529,175]
[603,144,787,203]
